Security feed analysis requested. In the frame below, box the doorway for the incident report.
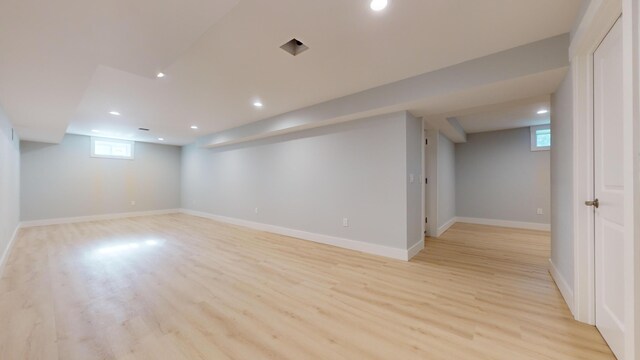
[592,16,625,359]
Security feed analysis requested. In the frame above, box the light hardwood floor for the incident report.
[0,214,614,359]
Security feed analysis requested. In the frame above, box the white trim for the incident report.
[456,217,550,231]
[425,129,439,237]
[0,225,21,278]
[571,1,622,327]
[436,217,457,237]
[407,240,424,260]
[180,209,413,261]
[19,209,180,228]
[570,0,623,59]
[629,0,640,355]
[572,52,597,325]
[549,259,575,315]
[571,3,639,357]
[622,0,639,357]
[421,119,426,241]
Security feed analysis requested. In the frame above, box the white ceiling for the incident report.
[452,97,551,134]
[0,0,582,145]
[415,68,563,136]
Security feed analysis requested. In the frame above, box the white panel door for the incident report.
[593,17,625,360]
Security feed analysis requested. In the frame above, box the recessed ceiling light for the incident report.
[190,125,198,130]
[157,72,165,78]
[158,137,165,141]
[253,101,263,108]
[109,111,121,116]
[537,109,549,115]
[370,0,388,11]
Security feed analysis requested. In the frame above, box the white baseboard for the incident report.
[180,209,413,261]
[549,259,575,315]
[19,209,180,228]
[0,224,21,278]
[407,240,424,260]
[455,217,550,231]
[437,217,457,237]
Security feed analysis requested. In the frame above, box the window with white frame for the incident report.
[530,125,550,151]
[91,137,134,159]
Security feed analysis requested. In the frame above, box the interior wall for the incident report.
[20,134,181,222]
[437,132,456,231]
[550,69,575,290]
[455,127,551,225]
[0,107,20,266]
[406,113,423,249]
[181,111,421,252]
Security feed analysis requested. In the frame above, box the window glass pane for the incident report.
[111,144,130,156]
[536,133,551,147]
[94,143,113,156]
[92,138,134,159]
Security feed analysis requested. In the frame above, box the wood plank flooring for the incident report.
[0,214,614,359]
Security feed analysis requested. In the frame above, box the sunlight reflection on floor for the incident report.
[93,239,162,257]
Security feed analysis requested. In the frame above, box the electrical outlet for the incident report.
[254,207,259,214]
[131,201,136,206]
[409,174,415,183]
[342,217,349,227]
[537,208,543,215]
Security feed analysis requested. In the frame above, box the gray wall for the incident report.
[21,134,181,221]
[437,132,456,229]
[182,112,422,251]
[0,108,20,262]
[406,113,423,248]
[550,70,574,288]
[456,127,551,224]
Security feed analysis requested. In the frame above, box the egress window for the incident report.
[91,137,134,159]
[530,125,551,151]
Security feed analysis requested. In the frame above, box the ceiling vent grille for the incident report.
[280,38,308,56]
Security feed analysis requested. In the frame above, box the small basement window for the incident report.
[91,137,134,159]
[530,125,551,151]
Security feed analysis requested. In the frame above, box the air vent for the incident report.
[138,128,150,131]
[280,38,308,56]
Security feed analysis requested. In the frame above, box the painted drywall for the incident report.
[571,0,592,38]
[406,113,423,248]
[20,134,181,221]
[437,132,456,230]
[0,107,20,266]
[456,127,551,224]
[550,70,574,289]
[198,34,570,148]
[182,112,421,252]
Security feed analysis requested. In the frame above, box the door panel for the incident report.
[593,16,625,359]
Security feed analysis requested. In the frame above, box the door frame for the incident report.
[571,0,639,357]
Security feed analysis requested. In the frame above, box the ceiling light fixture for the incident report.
[156,72,165,78]
[109,111,121,116]
[190,125,198,130]
[253,101,263,108]
[158,137,165,141]
[91,129,100,133]
[537,109,549,115]
[370,0,388,11]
